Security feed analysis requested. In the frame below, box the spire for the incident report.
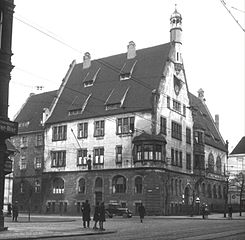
[170,5,182,44]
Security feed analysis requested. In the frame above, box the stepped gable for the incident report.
[46,42,172,124]
[14,90,57,133]
[189,92,227,151]
[230,136,245,155]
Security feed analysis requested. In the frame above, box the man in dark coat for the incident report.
[138,202,146,223]
[12,201,19,222]
[82,200,91,228]
[93,202,100,230]
[99,202,105,231]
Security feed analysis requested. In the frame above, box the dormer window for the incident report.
[83,68,100,87]
[120,60,137,81]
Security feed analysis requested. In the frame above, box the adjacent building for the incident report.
[12,8,227,215]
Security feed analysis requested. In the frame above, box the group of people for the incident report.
[81,200,106,231]
[7,201,19,222]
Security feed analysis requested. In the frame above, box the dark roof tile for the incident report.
[230,137,245,155]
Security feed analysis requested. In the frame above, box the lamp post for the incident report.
[195,197,200,215]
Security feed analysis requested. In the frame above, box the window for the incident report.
[173,99,181,112]
[51,151,66,167]
[216,156,222,174]
[94,147,104,165]
[112,175,126,193]
[213,185,217,199]
[179,151,182,167]
[194,131,203,144]
[117,117,135,134]
[34,157,42,169]
[78,122,88,138]
[34,179,41,193]
[175,150,179,166]
[20,156,27,169]
[155,145,162,160]
[171,121,182,140]
[20,182,24,193]
[36,134,43,146]
[0,11,3,49]
[21,136,28,148]
[94,120,104,137]
[116,146,122,164]
[78,178,86,193]
[201,183,206,196]
[77,149,87,166]
[52,125,67,141]
[53,178,64,194]
[186,153,191,170]
[218,185,222,199]
[183,105,186,116]
[175,179,178,196]
[179,180,182,196]
[144,145,154,160]
[186,128,191,144]
[207,184,212,198]
[167,96,170,108]
[135,176,143,194]
[136,145,142,161]
[171,148,175,165]
[160,116,167,135]
[208,153,214,173]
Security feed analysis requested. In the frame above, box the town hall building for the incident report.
[12,8,227,215]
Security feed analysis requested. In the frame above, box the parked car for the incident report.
[105,203,132,218]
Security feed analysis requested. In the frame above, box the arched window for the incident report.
[213,185,217,199]
[95,177,103,189]
[175,179,178,196]
[135,176,143,194]
[218,185,222,199]
[179,180,182,196]
[171,179,174,195]
[207,184,212,198]
[201,183,206,197]
[53,178,64,194]
[78,178,85,193]
[216,156,222,174]
[208,153,214,173]
[112,175,126,193]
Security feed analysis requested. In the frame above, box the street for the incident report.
[42,216,245,240]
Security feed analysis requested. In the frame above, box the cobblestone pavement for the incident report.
[0,213,244,240]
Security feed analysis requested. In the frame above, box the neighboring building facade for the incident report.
[11,91,57,213]
[12,8,227,215]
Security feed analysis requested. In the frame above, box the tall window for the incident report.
[183,105,186,116]
[186,128,191,144]
[77,149,87,165]
[52,125,67,141]
[216,156,222,174]
[34,179,41,193]
[36,134,43,146]
[173,99,181,112]
[208,153,214,173]
[186,153,191,170]
[117,117,135,134]
[194,131,204,144]
[155,145,162,160]
[167,96,170,108]
[179,151,182,167]
[175,179,178,196]
[135,176,143,194]
[201,183,206,196]
[94,147,104,165]
[160,116,167,135]
[171,148,175,165]
[51,151,66,167]
[116,146,122,164]
[78,178,86,193]
[21,136,28,147]
[78,122,88,138]
[0,11,3,49]
[53,178,64,194]
[144,145,154,160]
[112,175,126,193]
[175,150,179,166]
[136,145,142,160]
[20,156,27,169]
[171,121,182,141]
[207,184,212,198]
[34,157,42,169]
[94,120,104,137]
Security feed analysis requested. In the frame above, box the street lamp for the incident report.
[195,197,200,215]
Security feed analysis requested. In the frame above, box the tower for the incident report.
[170,5,182,63]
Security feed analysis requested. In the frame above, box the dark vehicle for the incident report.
[105,203,132,218]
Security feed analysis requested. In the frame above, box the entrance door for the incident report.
[95,191,102,204]
[94,177,103,204]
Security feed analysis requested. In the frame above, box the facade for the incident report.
[12,8,227,215]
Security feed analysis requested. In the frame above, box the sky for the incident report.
[9,0,245,151]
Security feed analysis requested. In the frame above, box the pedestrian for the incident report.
[82,200,91,228]
[7,203,12,216]
[99,202,106,231]
[201,203,206,219]
[138,202,146,223]
[93,202,100,230]
[12,201,18,222]
[228,205,233,220]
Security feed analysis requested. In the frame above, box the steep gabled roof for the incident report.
[14,91,57,133]
[189,93,227,152]
[230,137,245,155]
[46,43,172,124]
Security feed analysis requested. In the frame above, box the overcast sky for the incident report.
[10,0,244,151]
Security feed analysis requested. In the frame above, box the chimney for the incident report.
[42,108,50,126]
[83,52,91,69]
[198,88,205,102]
[127,41,136,59]
[215,114,219,130]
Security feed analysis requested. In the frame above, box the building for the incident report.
[11,91,57,213]
[12,8,227,215]
[0,0,17,230]
[228,137,245,209]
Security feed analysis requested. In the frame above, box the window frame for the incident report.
[171,121,182,141]
[116,145,122,164]
[94,120,105,137]
[93,147,104,165]
[117,117,135,134]
[77,122,88,139]
[51,151,66,167]
[52,125,67,141]
[160,116,167,135]
[77,149,88,166]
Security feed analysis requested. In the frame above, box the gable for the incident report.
[230,137,245,155]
